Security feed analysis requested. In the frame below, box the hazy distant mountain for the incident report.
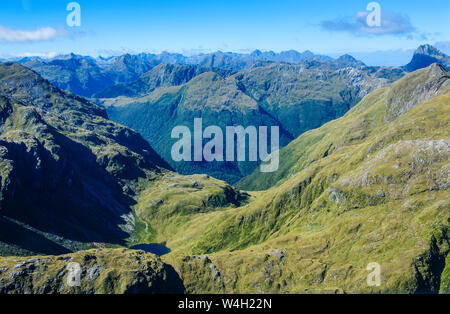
[20,54,115,98]
[14,45,449,99]
[17,49,341,97]
[102,53,157,82]
[95,63,233,98]
[405,44,450,72]
[334,54,366,67]
[18,53,160,98]
[183,50,333,70]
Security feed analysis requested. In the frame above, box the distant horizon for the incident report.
[2,42,449,67]
[1,0,449,66]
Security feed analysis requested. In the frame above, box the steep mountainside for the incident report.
[156,64,448,293]
[0,62,168,255]
[0,62,244,257]
[238,63,450,190]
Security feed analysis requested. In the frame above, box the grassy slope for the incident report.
[128,173,248,249]
[155,65,450,293]
[0,63,245,257]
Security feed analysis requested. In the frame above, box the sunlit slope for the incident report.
[161,64,449,293]
[128,173,248,248]
[238,63,450,190]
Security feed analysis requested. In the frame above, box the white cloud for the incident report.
[321,11,416,37]
[14,52,59,58]
[0,25,67,42]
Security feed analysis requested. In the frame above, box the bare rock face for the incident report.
[385,64,450,122]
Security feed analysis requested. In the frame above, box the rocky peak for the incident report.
[386,63,450,122]
[415,44,447,58]
[335,54,366,67]
[250,49,263,57]
[406,45,450,72]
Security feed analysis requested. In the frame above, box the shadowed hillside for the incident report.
[0,62,245,257]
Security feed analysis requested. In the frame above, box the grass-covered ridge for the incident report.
[128,173,249,250]
[158,64,449,293]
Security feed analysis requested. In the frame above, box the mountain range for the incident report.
[0,45,449,294]
[14,45,449,183]
[104,60,399,182]
[16,49,332,98]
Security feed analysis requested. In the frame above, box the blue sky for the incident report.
[0,0,449,65]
